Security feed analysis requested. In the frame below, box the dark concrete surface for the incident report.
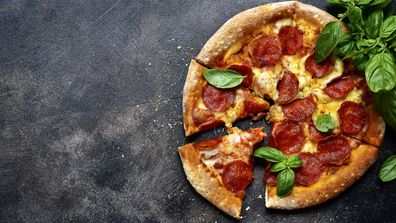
[1,0,396,222]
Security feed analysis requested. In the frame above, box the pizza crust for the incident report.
[265,142,379,209]
[183,60,207,136]
[196,1,298,67]
[178,144,243,219]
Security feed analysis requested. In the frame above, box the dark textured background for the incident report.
[1,0,396,222]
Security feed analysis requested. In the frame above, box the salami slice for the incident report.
[282,96,316,121]
[324,76,355,99]
[268,121,305,154]
[228,64,254,88]
[202,84,236,112]
[338,101,367,135]
[295,153,323,186]
[308,119,329,143]
[277,70,299,104]
[305,53,335,78]
[278,26,304,55]
[194,137,223,149]
[222,160,253,193]
[241,97,269,118]
[248,35,282,68]
[317,135,351,165]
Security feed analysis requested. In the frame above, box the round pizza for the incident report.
[178,1,385,219]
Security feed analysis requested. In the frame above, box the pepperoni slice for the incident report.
[324,76,355,99]
[268,121,305,154]
[222,160,253,193]
[278,26,304,55]
[277,70,299,104]
[241,97,269,118]
[308,119,329,143]
[228,64,254,88]
[338,101,367,135]
[357,79,373,103]
[282,96,316,121]
[295,153,323,186]
[202,84,236,112]
[193,137,223,149]
[305,54,335,78]
[317,135,351,165]
[248,35,282,68]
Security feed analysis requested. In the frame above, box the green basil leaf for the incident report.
[356,0,372,5]
[356,39,377,50]
[379,155,396,182]
[276,168,295,197]
[390,40,396,50]
[203,69,245,89]
[348,6,363,24]
[285,155,303,168]
[365,52,396,92]
[374,89,396,131]
[380,16,396,39]
[353,53,369,72]
[365,9,384,39]
[369,0,391,8]
[315,21,342,63]
[335,41,356,57]
[337,33,353,46]
[254,147,286,163]
[270,162,287,172]
[315,114,335,132]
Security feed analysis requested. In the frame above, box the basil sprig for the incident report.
[254,147,302,197]
[203,69,245,89]
[379,155,396,182]
[316,0,396,93]
[315,114,335,133]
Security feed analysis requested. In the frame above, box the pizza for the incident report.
[178,0,386,219]
[178,127,265,218]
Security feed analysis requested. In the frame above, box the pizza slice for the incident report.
[264,122,379,208]
[178,127,265,218]
[183,60,269,136]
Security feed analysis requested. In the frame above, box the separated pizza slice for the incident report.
[183,60,269,136]
[264,124,379,209]
[178,127,265,218]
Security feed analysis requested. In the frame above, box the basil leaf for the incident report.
[348,6,363,24]
[390,40,396,50]
[203,69,245,89]
[270,162,287,172]
[374,89,396,131]
[254,147,286,163]
[353,53,369,72]
[365,52,396,92]
[356,39,377,50]
[276,168,295,197]
[365,9,384,39]
[380,16,396,39]
[379,155,396,182]
[315,21,342,63]
[369,0,391,8]
[315,114,335,132]
[335,41,356,57]
[356,0,372,5]
[285,155,303,168]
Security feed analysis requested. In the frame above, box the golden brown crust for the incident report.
[363,103,385,147]
[178,144,243,219]
[294,1,338,28]
[265,143,379,209]
[196,1,298,67]
[182,60,206,136]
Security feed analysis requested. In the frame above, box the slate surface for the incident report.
[1,0,396,222]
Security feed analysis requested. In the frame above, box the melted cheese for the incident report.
[274,18,294,33]
[252,64,283,99]
[224,41,243,61]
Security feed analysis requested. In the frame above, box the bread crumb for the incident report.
[245,206,250,211]
[177,46,182,49]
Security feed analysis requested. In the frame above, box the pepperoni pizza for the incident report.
[179,1,385,218]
